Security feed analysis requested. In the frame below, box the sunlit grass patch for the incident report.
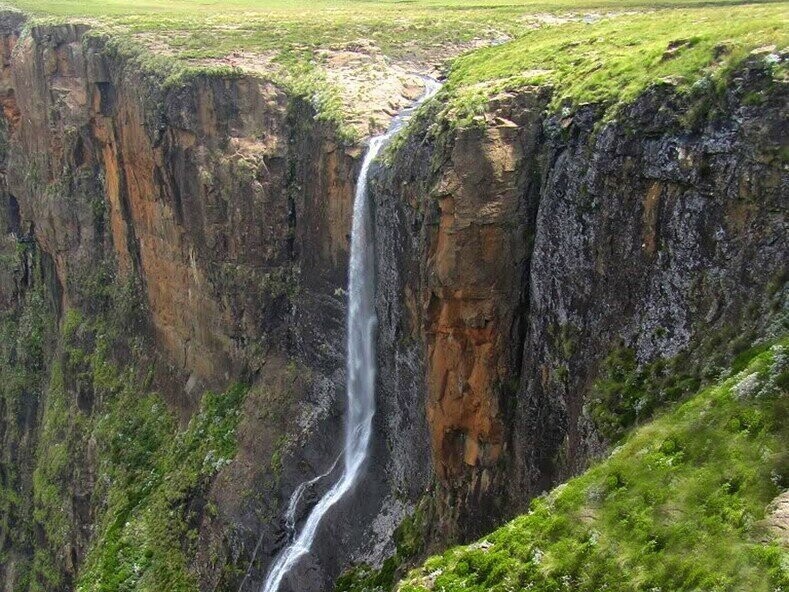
[442,4,788,120]
[398,339,789,592]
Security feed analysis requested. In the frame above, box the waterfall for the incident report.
[259,78,440,592]
[284,451,343,536]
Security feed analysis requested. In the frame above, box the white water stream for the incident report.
[260,78,440,592]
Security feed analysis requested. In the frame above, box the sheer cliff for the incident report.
[0,8,786,592]
[0,14,410,592]
[373,65,786,546]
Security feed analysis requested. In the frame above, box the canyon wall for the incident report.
[0,13,427,592]
[0,7,786,591]
[4,19,359,391]
[374,58,787,540]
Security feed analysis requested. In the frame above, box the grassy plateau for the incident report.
[1,0,786,133]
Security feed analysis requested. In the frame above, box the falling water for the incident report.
[238,452,341,592]
[284,452,343,536]
[260,77,441,592]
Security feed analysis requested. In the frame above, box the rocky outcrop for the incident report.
[374,58,787,541]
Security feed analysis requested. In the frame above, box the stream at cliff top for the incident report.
[260,77,441,592]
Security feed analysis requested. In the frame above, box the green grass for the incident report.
[397,339,789,592]
[0,0,594,63]
[441,4,788,119]
[5,0,780,18]
[2,1,786,131]
[6,0,784,67]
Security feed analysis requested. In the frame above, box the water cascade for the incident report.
[260,78,440,592]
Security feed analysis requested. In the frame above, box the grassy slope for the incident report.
[442,4,788,119]
[397,340,789,592]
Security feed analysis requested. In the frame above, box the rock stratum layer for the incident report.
[0,10,786,592]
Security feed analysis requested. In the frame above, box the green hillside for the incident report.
[398,340,789,592]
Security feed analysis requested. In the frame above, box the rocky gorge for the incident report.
[0,8,786,592]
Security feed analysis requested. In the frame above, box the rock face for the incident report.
[763,490,789,546]
[0,8,787,592]
[373,62,786,539]
[373,90,552,539]
[5,21,360,391]
[508,73,787,511]
[0,14,415,592]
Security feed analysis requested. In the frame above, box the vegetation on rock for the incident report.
[0,246,249,590]
[0,248,56,590]
[2,0,785,133]
[335,499,432,592]
[398,341,789,592]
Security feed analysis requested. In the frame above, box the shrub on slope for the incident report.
[398,340,789,592]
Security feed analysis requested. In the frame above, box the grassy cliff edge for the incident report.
[397,341,788,592]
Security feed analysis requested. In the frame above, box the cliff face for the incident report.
[1,12,464,591]
[510,70,786,509]
[372,90,547,542]
[5,20,358,390]
[0,14,418,592]
[374,59,786,540]
[0,8,786,592]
